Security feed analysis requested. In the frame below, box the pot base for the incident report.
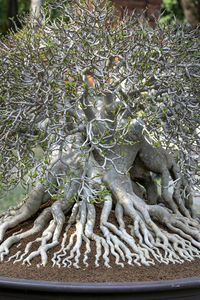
[0,276,200,300]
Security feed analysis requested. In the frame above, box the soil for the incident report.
[0,203,200,282]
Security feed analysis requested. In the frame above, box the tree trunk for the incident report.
[180,0,200,27]
[107,0,162,26]
[6,0,19,30]
[30,0,42,23]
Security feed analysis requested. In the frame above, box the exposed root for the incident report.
[85,201,110,268]
[22,201,69,267]
[52,202,80,267]
[103,168,200,266]
[148,205,200,248]
[62,199,87,268]
[0,207,52,262]
[23,220,57,266]
[100,196,125,267]
[9,201,73,266]
[0,142,199,268]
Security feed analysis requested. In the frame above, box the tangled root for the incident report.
[0,134,199,268]
[0,161,199,268]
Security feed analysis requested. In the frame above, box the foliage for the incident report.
[160,0,185,23]
[160,0,200,24]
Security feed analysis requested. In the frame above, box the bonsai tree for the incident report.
[0,0,199,268]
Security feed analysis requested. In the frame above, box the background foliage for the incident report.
[160,0,185,23]
[0,0,195,35]
[0,0,30,35]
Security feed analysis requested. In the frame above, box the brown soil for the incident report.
[0,203,200,282]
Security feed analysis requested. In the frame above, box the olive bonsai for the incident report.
[0,0,199,268]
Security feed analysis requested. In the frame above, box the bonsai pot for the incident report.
[0,276,200,300]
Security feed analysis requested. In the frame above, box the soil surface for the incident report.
[0,203,200,282]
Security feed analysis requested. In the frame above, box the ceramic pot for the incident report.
[0,276,200,300]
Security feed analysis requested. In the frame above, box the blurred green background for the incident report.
[0,186,25,211]
[0,147,43,212]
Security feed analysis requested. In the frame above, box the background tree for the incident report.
[180,0,200,28]
[160,0,185,23]
[6,0,19,30]
[1,1,200,35]
[0,0,199,268]
[30,0,43,23]
[0,0,30,34]
[161,0,200,26]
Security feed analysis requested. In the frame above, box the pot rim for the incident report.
[0,276,200,293]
